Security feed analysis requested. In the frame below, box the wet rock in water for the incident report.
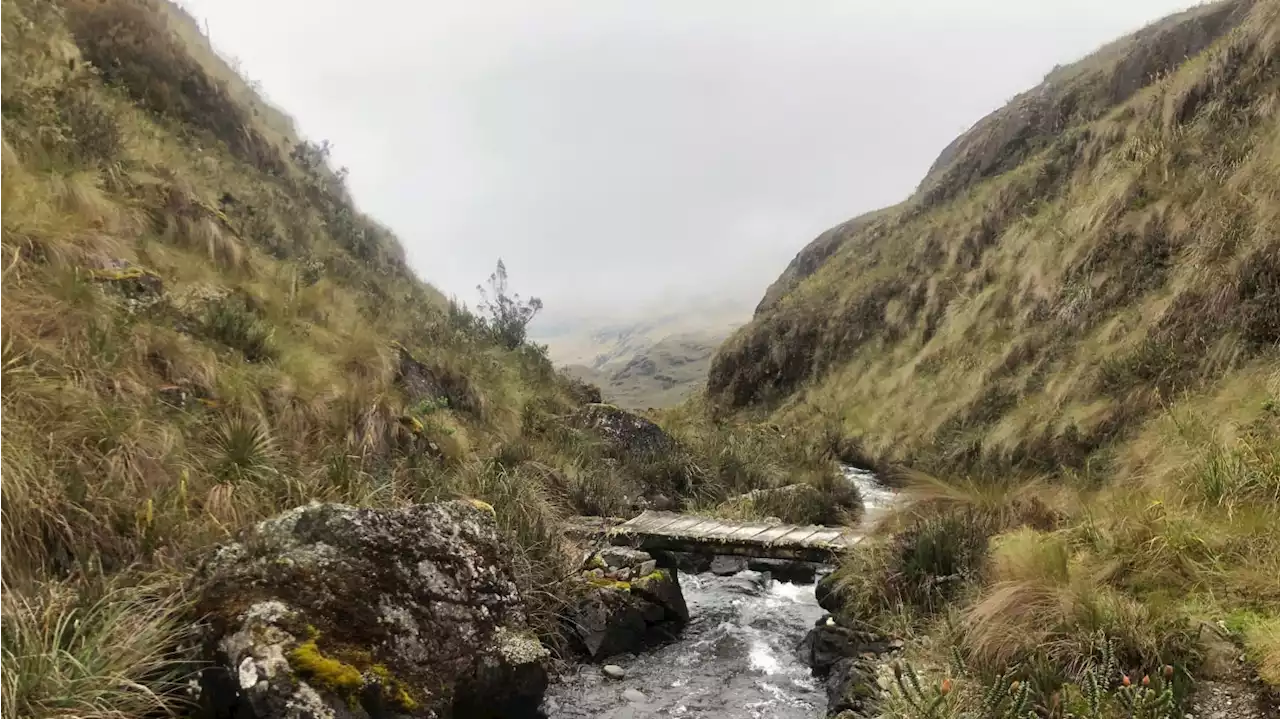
[623,688,648,703]
[194,500,548,719]
[799,618,892,676]
[597,547,653,570]
[725,569,771,595]
[569,549,688,660]
[602,664,626,680]
[657,550,712,574]
[710,555,748,576]
[748,557,820,584]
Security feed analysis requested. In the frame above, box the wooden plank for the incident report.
[673,517,724,537]
[567,512,861,563]
[749,525,798,544]
[699,522,741,540]
[725,523,773,542]
[653,515,707,535]
[627,512,687,534]
[803,529,846,546]
[774,526,823,545]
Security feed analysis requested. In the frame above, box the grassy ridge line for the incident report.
[710,0,1277,473]
[701,0,1280,707]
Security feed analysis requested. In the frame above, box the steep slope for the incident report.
[0,3,854,714]
[709,0,1280,703]
[0,1,593,713]
[711,0,1278,474]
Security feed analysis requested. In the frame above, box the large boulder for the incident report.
[194,500,549,719]
[570,403,693,503]
[570,403,677,458]
[568,549,688,659]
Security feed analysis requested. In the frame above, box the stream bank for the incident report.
[543,466,896,718]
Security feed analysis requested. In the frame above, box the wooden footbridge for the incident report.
[564,510,865,564]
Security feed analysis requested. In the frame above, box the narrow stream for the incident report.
[544,466,894,718]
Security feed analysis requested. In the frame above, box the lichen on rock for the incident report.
[567,549,688,660]
[195,500,550,718]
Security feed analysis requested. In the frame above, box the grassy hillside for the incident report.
[0,0,583,713]
[0,3,851,714]
[710,0,1280,707]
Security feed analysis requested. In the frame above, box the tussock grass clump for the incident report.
[0,578,196,719]
[962,529,1198,681]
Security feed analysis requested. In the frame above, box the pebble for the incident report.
[602,664,626,680]
[623,688,647,703]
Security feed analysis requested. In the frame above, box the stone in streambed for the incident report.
[602,664,626,680]
[623,688,647,703]
[710,555,748,576]
[569,550,688,660]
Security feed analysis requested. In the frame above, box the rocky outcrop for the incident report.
[393,343,482,416]
[799,615,901,718]
[570,403,693,502]
[570,403,677,458]
[567,548,688,660]
[194,500,549,719]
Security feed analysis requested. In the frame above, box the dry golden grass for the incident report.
[702,0,1280,698]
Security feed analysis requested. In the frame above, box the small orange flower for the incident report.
[1142,675,1151,687]
[1122,675,1132,687]
[941,678,953,696]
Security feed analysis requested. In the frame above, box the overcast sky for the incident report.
[178,0,1199,324]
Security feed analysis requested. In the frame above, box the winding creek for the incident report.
[544,466,896,718]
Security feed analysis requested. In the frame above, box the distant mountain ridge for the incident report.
[537,305,747,409]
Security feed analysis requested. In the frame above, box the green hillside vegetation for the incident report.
[711,0,1279,709]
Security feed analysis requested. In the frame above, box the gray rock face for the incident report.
[571,403,677,458]
[826,657,878,717]
[799,619,892,677]
[569,549,688,660]
[709,555,748,576]
[747,558,820,584]
[195,500,548,719]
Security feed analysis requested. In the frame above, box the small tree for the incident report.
[477,260,543,350]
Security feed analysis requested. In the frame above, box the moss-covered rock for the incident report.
[567,549,688,660]
[195,500,549,718]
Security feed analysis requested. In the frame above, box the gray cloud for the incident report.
[179,0,1199,323]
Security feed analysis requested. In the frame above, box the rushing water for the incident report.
[543,467,894,719]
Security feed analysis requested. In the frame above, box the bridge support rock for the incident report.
[568,548,688,660]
